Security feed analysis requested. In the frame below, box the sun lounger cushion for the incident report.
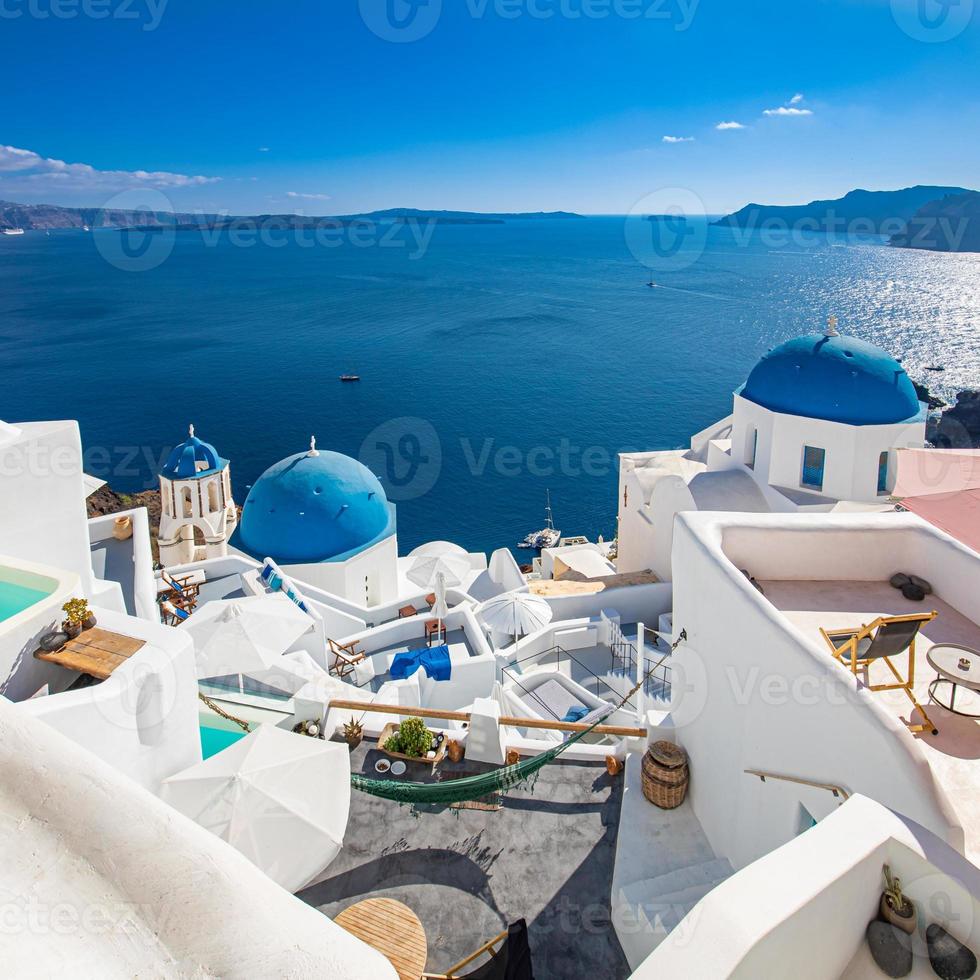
[390,644,452,682]
[529,679,584,722]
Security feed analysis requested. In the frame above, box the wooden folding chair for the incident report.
[820,610,939,735]
[328,637,366,680]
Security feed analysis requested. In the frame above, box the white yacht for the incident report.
[517,489,561,549]
[1,227,25,236]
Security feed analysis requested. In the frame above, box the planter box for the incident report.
[378,723,447,766]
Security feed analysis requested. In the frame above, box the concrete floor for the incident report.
[298,740,630,979]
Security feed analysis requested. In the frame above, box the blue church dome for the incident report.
[162,426,227,479]
[238,444,395,564]
[741,334,923,426]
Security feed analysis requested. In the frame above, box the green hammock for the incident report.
[349,629,684,808]
[350,712,607,806]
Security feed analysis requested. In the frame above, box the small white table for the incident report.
[927,644,980,718]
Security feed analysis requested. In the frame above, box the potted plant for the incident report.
[880,864,916,934]
[343,717,364,751]
[447,739,464,764]
[384,717,433,759]
[62,598,93,639]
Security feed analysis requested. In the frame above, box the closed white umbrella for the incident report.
[160,725,351,892]
[478,591,553,653]
[181,593,314,679]
[407,548,470,645]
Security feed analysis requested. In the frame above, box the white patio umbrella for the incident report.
[478,591,553,654]
[180,593,314,680]
[159,725,351,893]
[408,540,468,559]
[407,547,471,644]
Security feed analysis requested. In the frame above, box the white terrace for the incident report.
[669,510,980,870]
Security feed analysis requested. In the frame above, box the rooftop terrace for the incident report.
[298,741,630,978]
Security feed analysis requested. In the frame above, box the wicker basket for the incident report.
[641,741,689,809]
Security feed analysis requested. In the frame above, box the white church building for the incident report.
[617,322,929,580]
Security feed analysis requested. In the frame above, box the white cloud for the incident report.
[716,121,745,131]
[662,135,695,143]
[286,191,332,201]
[789,93,805,105]
[0,144,219,190]
[763,106,813,117]
[258,147,270,152]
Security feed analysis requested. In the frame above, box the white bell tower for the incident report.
[158,424,237,567]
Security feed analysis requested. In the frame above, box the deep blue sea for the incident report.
[1,217,978,556]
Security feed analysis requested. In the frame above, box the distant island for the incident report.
[0,201,584,232]
[889,191,980,253]
[714,185,975,238]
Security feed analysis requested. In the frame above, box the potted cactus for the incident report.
[343,717,364,751]
[62,598,94,639]
[880,864,916,934]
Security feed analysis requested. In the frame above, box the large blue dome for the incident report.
[161,428,226,479]
[741,334,922,426]
[239,448,394,564]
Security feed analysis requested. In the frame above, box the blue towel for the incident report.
[389,645,452,682]
[562,705,590,724]
[419,644,451,682]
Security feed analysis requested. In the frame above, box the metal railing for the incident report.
[744,769,851,803]
[502,644,639,720]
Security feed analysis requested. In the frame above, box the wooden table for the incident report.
[398,604,418,619]
[425,620,445,645]
[35,627,145,680]
[334,897,427,980]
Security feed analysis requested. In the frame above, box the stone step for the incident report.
[630,858,733,899]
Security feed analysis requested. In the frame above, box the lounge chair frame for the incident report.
[329,637,366,679]
[422,928,508,979]
[820,610,939,735]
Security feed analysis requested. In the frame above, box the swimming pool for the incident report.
[199,723,249,759]
[0,566,57,624]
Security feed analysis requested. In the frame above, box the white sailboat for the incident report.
[517,489,562,550]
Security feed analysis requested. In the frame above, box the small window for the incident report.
[877,451,889,495]
[801,446,826,491]
[746,428,758,470]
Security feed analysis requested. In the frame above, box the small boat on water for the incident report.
[517,489,562,550]
[647,281,659,288]
[339,374,361,382]
[1,228,25,236]
[925,365,945,372]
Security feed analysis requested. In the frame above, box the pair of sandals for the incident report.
[889,572,933,602]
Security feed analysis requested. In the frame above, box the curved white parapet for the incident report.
[630,795,980,980]
[0,696,397,980]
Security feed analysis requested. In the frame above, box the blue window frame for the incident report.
[877,451,889,494]
[801,446,826,491]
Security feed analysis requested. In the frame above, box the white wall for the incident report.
[0,695,397,979]
[669,511,966,872]
[0,420,94,595]
[283,534,399,607]
[21,607,201,792]
[632,795,980,980]
[732,394,926,503]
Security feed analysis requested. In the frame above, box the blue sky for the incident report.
[1,0,978,214]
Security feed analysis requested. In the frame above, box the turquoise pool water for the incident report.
[200,724,248,759]
[0,578,50,623]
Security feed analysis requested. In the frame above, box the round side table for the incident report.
[927,644,980,718]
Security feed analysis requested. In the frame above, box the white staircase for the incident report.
[612,753,733,970]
